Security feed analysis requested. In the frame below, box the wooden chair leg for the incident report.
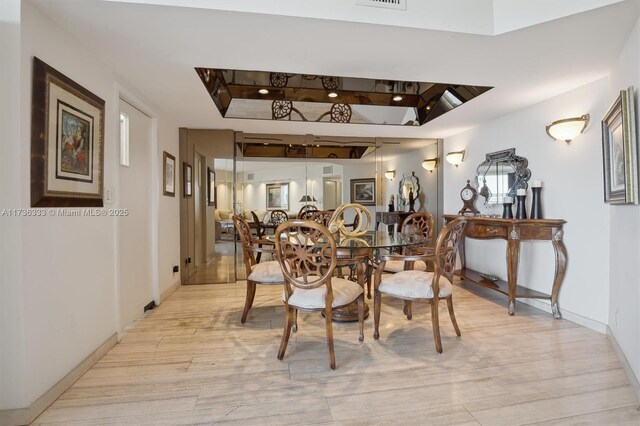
[431,300,443,353]
[357,294,364,342]
[277,305,294,360]
[446,296,461,337]
[373,290,381,340]
[403,300,413,320]
[366,263,372,299]
[241,281,257,323]
[292,309,298,332]
[325,306,336,370]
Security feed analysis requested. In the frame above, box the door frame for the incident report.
[114,84,159,338]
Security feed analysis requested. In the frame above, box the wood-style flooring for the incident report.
[32,280,640,425]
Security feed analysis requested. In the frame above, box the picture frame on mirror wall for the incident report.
[207,167,216,207]
[162,151,175,197]
[31,57,105,207]
[266,183,289,210]
[602,86,638,204]
[350,178,376,206]
[183,162,192,198]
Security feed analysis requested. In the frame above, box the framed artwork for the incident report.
[163,152,175,196]
[183,162,192,197]
[207,167,216,207]
[31,57,105,207]
[350,178,376,205]
[266,183,289,210]
[602,86,638,204]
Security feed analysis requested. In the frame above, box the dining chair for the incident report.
[269,209,289,226]
[298,204,318,219]
[275,219,365,370]
[309,210,334,226]
[383,211,435,273]
[373,217,467,353]
[232,215,284,324]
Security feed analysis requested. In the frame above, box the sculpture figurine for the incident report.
[408,189,415,212]
[388,195,395,212]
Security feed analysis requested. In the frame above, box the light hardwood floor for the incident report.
[32,280,640,425]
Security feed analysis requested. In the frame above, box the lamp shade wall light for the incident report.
[421,158,438,172]
[385,170,396,180]
[445,150,465,167]
[546,114,589,143]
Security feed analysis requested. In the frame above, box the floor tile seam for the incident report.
[517,403,640,426]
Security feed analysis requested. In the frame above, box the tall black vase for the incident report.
[516,193,527,219]
[531,187,542,219]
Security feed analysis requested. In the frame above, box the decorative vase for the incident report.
[502,196,514,219]
[516,189,527,219]
[530,181,542,219]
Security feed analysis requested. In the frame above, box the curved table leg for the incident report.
[507,228,520,316]
[551,238,567,319]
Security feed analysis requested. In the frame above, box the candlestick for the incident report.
[531,180,542,188]
[516,188,527,196]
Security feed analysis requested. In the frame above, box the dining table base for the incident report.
[322,301,370,322]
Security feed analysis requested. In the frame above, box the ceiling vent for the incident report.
[323,166,333,175]
[356,0,406,11]
[247,173,255,181]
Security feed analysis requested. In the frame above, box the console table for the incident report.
[375,211,412,231]
[443,215,567,318]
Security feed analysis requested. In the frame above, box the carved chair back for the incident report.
[309,210,334,227]
[269,209,289,225]
[434,217,467,285]
[275,220,338,305]
[250,211,265,238]
[233,215,257,271]
[298,204,318,219]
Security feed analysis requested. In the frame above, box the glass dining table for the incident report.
[266,230,429,321]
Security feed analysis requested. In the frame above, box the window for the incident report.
[119,112,129,166]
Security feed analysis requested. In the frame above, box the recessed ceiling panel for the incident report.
[195,68,492,126]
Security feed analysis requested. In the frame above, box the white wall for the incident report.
[0,0,27,410]
[11,0,181,408]
[608,15,640,385]
[444,78,611,327]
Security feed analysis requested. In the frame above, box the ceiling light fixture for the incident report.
[328,92,338,98]
[385,170,396,180]
[546,114,589,143]
[446,150,465,167]
[392,95,403,102]
[258,88,269,94]
[421,158,438,172]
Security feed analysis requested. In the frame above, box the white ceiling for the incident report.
[32,0,639,141]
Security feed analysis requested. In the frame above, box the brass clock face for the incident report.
[461,188,474,201]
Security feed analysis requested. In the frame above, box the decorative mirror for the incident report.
[398,172,420,206]
[475,148,531,205]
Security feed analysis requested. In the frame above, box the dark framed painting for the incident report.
[31,57,105,207]
[207,167,216,207]
[163,152,175,197]
[183,162,192,198]
[602,86,638,204]
[350,178,376,205]
[266,183,289,210]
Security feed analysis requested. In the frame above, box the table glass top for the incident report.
[267,231,427,249]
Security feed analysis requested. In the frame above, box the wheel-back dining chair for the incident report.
[232,215,284,324]
[383,212,435,273]
[298,204,318,220]
[268,209,289,227]
[275,219,365,370]
[373,217,467,353]
[309,210,334,226]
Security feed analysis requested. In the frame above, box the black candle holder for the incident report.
[502,200,514,219]
[516,191,527,219]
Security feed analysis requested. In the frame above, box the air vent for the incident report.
[356,0,406,10]
[247,173,255,181]
[322,166,333,175]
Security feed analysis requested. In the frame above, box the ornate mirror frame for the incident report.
[398,172,420,206]
[475,148,531,205]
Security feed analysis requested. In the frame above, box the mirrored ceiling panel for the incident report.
[195,68,492,126]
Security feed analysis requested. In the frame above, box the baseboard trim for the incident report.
[159,279,181,304]
[0,333,118,426]
[517,297,607,334]
[606,326,640,403]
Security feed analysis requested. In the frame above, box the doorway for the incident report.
[323,177,342,210]
[118,99,153,328]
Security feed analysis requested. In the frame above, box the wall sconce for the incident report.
[421,158,438,173]
[546,114,589,143]
[385,170,395,180]
[445,150,465,167]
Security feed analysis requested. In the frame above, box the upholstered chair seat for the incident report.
[382,260,428,273]
[248,261,284,283]
[283,276,363,309]
[378,270,453,299]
